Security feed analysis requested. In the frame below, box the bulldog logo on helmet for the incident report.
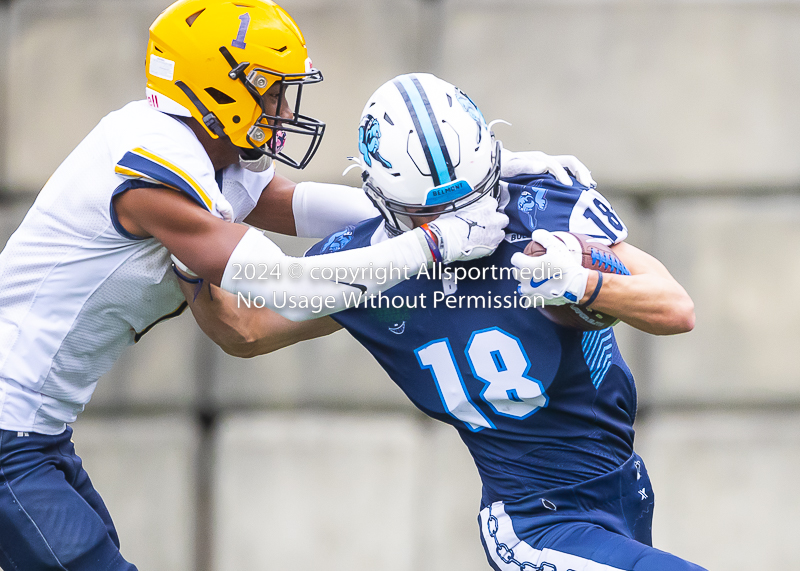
[455,88,486,144]
[358,115,392,169]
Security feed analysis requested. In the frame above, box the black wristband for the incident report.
[172,264,205,302]
[171,263,202,285]
[579,270,603,308]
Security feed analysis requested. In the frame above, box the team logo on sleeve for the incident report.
[321,226,355,253]
[517,184,548,229]
[358,115,392,168]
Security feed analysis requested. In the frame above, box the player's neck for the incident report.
[180,117,241,171]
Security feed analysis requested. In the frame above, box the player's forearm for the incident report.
[219,227,432,322]
[178,278,341,357]
[243,173,297,235]
[177,279,262,357]
[584,271,695,335]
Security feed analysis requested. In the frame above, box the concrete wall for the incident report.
[73,416,200,571]
[1,1,799,570]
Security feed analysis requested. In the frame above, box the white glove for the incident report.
[510,230,589,306]
[425,196,509,263]
[500,144,596,188]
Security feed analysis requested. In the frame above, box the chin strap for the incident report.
[239,151,273,173]
[174,80,227,138]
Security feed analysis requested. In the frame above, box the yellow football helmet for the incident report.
[146,0,325,169]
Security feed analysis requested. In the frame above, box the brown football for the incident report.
[523,233,629,331]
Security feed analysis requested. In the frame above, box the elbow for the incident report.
[220,340,259,359]
[218,330,288,358]
[673,293,695,333]
[679,304,696,333]
[659,296,695,335]
[215,328,264,359]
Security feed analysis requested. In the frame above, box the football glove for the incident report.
[511,230,589,306]
[424,196,509,263]
[500,144,596,189]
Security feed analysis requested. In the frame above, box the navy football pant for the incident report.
[478,453,707,570]
[0,428,137,570]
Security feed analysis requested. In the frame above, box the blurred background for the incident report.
[1,0,800,569]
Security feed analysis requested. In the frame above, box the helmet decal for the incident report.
[393,75,456,187]
[455,88,485,126]
[424,180,474,206]
[321,226,355,253]
[149,54,175,81]
[358,115,392,169]
[455,88,485,144]
[231,12,250,50]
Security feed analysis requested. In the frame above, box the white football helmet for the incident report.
[357,73,501,235]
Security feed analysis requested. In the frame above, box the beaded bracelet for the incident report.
[419,223,444,263]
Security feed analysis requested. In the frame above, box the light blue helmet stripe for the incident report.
[394,75,454,186]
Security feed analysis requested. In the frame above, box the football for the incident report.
[523,233,629,331]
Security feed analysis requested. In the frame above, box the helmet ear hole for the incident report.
[204,87,236,105]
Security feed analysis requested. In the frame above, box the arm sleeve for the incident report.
[220,227,432,321]
[292,181,381,238]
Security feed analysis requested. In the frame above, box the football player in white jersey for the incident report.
[0,1,596,568]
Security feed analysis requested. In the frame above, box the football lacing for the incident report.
[590,248,630,275]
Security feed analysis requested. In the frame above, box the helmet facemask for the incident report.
[220,47,325,170]
[365,138,502,237]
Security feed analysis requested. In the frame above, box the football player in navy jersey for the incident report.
[177,73,700,570]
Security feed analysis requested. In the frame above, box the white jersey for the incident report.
[0,101,274,434]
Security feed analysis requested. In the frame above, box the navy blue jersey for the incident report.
[306,174,635,505]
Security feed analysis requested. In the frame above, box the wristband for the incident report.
[579,270,603,308]
[172,263,204,302]
[419,223,443,264]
